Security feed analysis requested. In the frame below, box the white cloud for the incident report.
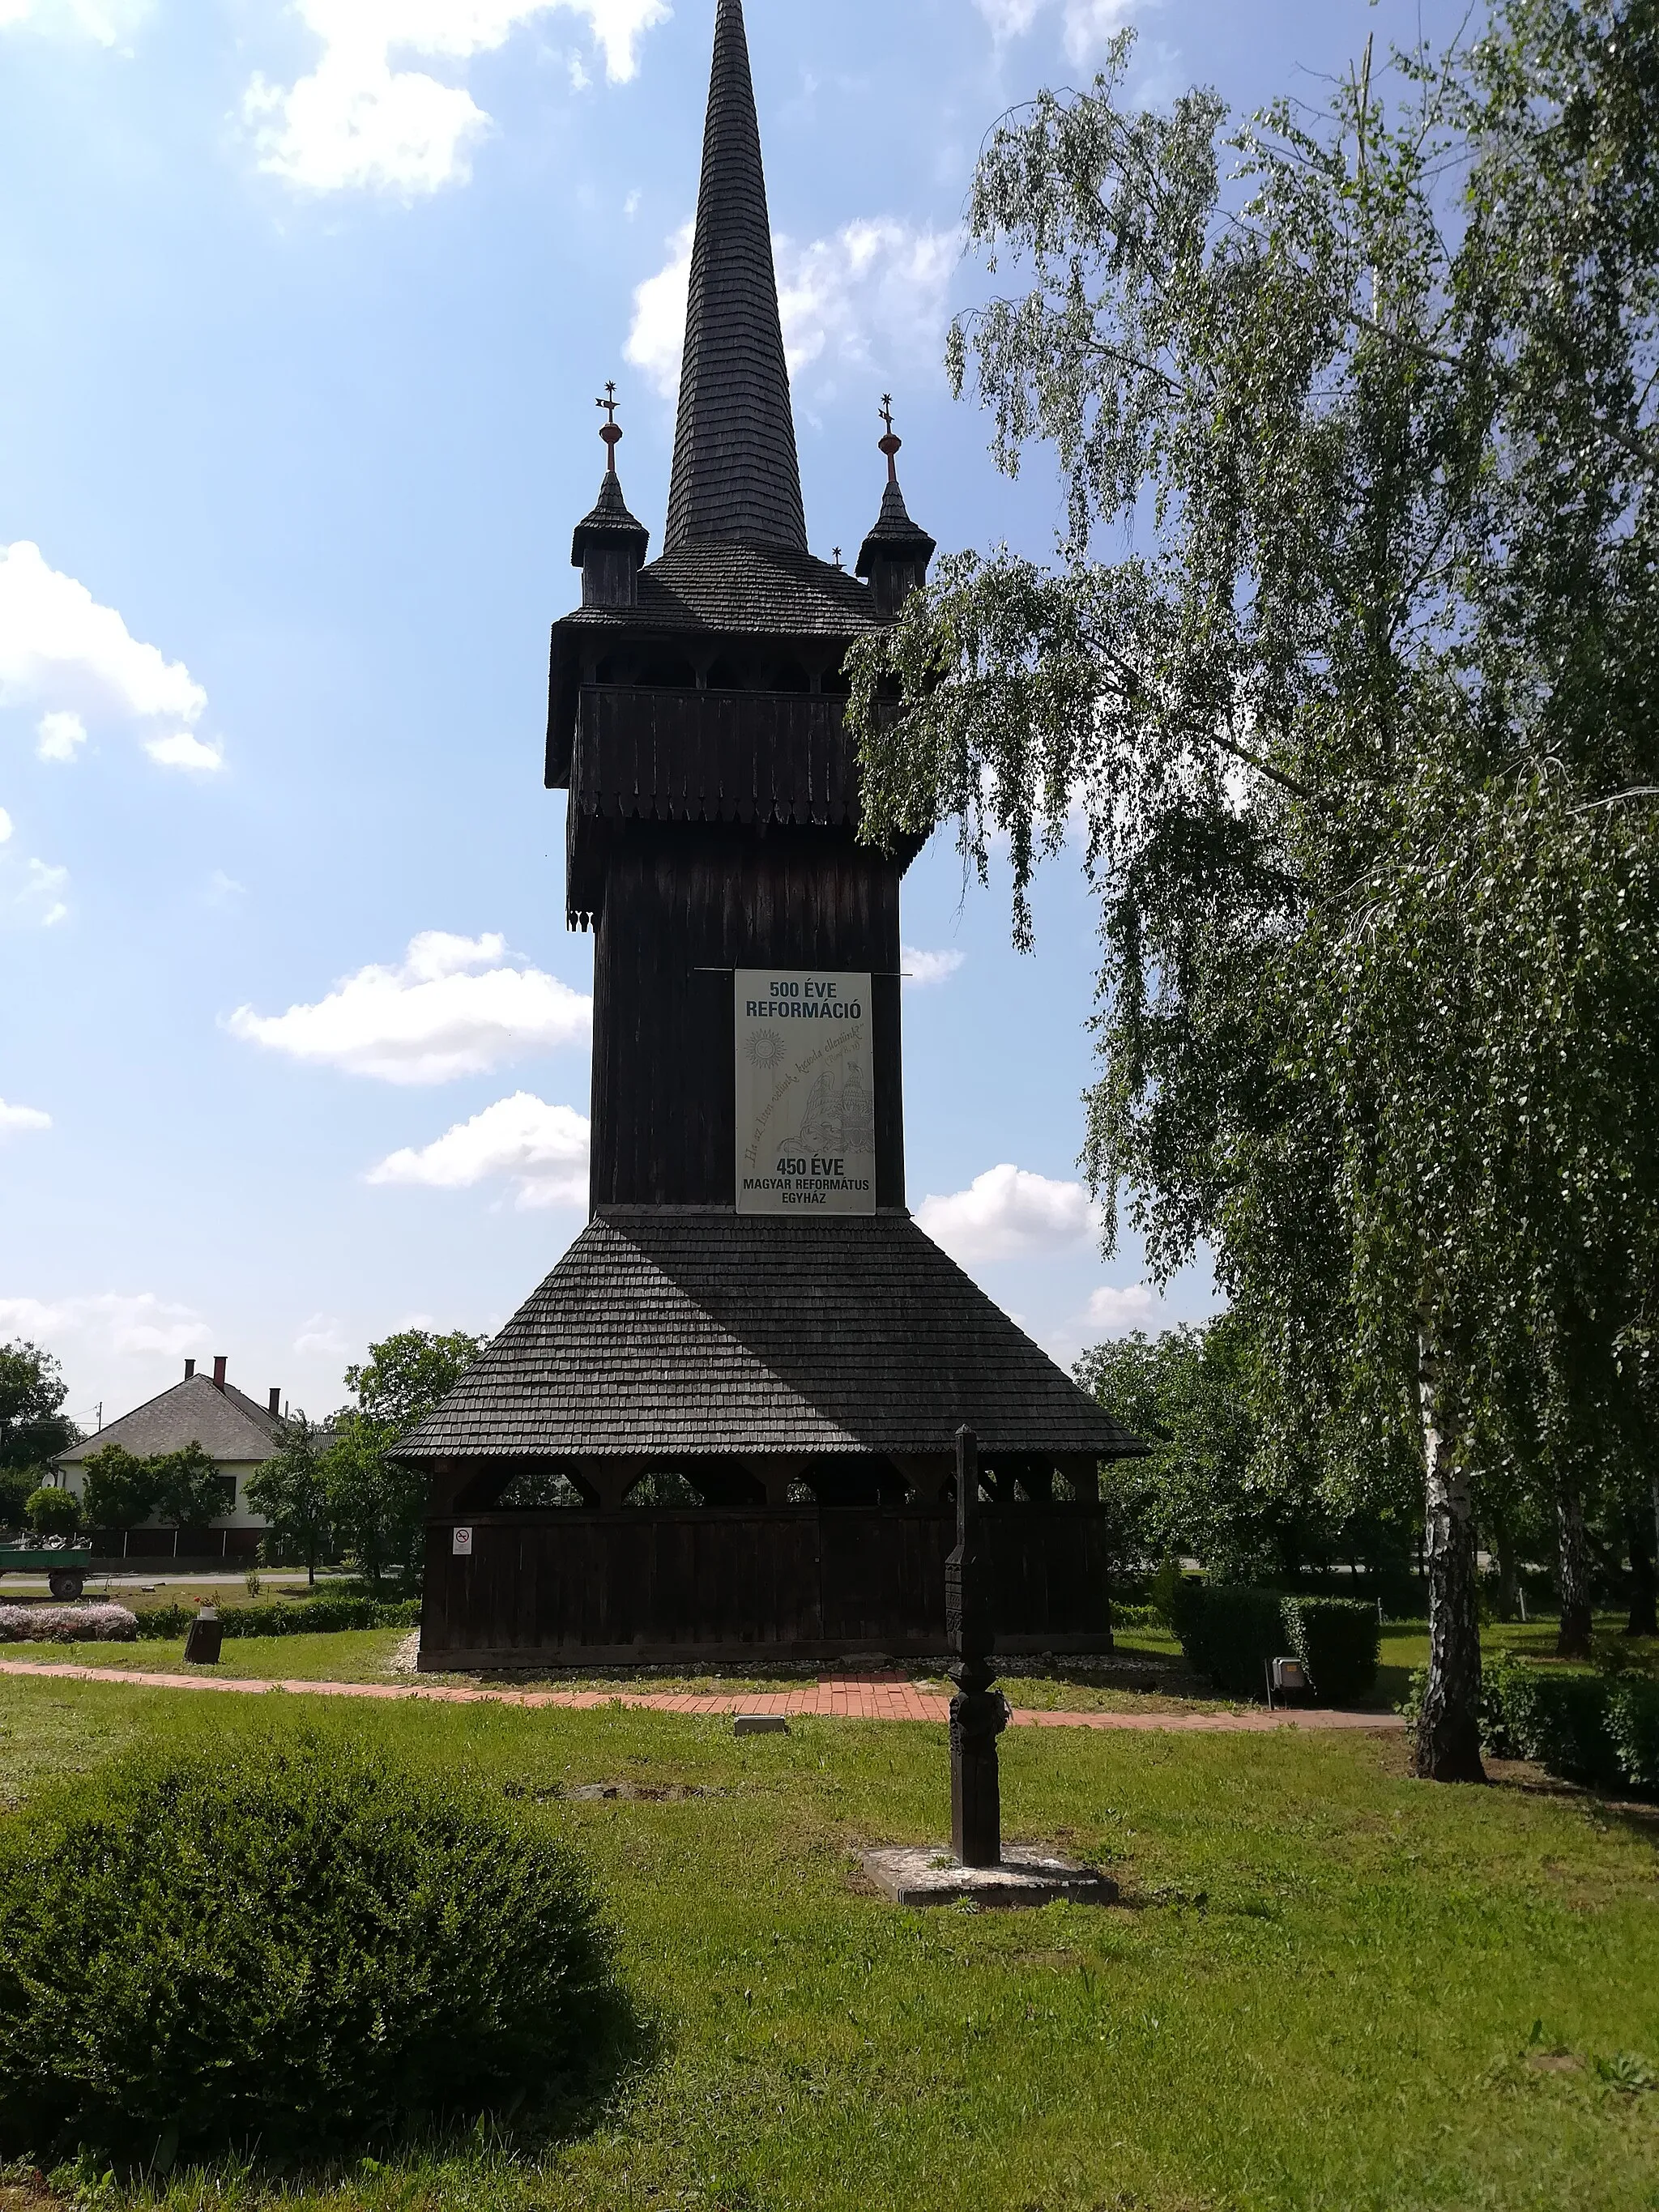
[902,945,966,987]
[0,1292,207,1363]
[627,217,957,401]
[144,731,224,773]
[0,1100,51,1140]
[1085,1282,1160,1336]
[228,930,592,1085]
[369,1090,589,1208]
[975,0,1135,64]
[0,541,207,727]
[36,710,87,762]
[293,1312,349,1360]
[2,853,70,929]
[0,0,146,42]
[245,0,671,195]
[917,1163,1102,1262]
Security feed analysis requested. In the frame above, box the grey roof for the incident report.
[399,1209,1141,1465]
[561,540,885,638]
[664,0,806,553]
[857,475,937,573]
[570,467,650,567]
[60,1376,284,1466]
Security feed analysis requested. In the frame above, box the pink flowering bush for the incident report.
[0,1604,137,1644]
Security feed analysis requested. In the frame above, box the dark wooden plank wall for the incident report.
[590,821,905,1209]
[420,1507,1114,1668]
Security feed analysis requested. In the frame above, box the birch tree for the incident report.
[849,0,1659,1779]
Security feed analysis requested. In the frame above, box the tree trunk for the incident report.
[1491,1511,1520,1624]
[1625,1489,1656,1639]
[1413,1331,1486,1783]
[1555,1481,1594,1660]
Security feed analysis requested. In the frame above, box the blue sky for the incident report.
[0,0,1465,1429]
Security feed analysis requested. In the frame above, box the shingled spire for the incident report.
[664,0,807,553]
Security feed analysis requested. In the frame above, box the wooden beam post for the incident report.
[946,1426,1007,1869]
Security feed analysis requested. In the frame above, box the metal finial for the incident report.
[878,393,902,484]
[833,546,842,569]
[596,380,623,471]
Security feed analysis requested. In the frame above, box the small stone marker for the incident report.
[733,1715,789,1737]
[861,1845,1116,1910]
[183,1605,223,1666]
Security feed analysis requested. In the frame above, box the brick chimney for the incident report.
[212,1356,228,1392]
[184,1357,196,1380]
[268,1387,281,1417]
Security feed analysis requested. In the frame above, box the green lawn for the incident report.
[1,1670,1656,2211]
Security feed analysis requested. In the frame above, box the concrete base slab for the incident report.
[862,1845,1117,1908]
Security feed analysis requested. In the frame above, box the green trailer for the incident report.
[0,1544,92,1601]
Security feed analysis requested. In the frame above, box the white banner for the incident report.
[735,970,876,1215]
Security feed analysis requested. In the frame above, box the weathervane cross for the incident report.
[596,380,623,471]
[878,393,902,483]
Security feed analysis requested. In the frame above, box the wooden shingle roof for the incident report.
[665,0,804,553]
[399,1210,1140,1466]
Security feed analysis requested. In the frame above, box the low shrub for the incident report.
[134,1596,421,1642]
[0,1733,618,2164]
[1607,1680,1659,1793]
[0,1605,137,1644]
[21,1490,79,1539]
[1479,1654,1659,1798]
[1281,1596,1380,1706]
[1167,1582,1282,1698]
[1171,1586,1381,1703]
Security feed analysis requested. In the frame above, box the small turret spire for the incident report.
[572,381,650,608]
[857,393,936,618]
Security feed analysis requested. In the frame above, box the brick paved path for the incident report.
[0,1659,1404,1733]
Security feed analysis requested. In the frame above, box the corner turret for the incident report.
[571,383,650,609]
[856,397,936,618]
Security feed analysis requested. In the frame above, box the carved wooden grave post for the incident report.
[946,1426,1008,1868]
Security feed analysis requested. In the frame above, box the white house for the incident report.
[58,1356,285,1560]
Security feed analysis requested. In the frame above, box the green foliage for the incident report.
[133,1597,421,1642]
[245,1413,332,1583]
[1477,1649,1659,1796]
[0,1344,78,1477]
[1282,1596,1381,1706]
[80,1443,229,1535]
[144,1446,224,1530]
[1148,1555,1184,1628]
[847,0,1659,1771]
[79,1447,157,1533]
[342,1331,485,1434]
[0,1733,616,2164]
[1078,1317,1417,1583]
[1167,1580,1283,1699]
[1606,1678,1659,1792]
[1,1684,1657,2207]
[1170,1584,1382,1703]
[321,1332,484,1583]
[21,1488,79,1538]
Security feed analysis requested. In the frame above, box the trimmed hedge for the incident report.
[1167,1583,1282,1699]
[135,1596,420,1642]
[1282,1597,1381,1707]
[0,1733,617,2163]
[1480,1655,1659,1798]
[1169,1583,1380,1703]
